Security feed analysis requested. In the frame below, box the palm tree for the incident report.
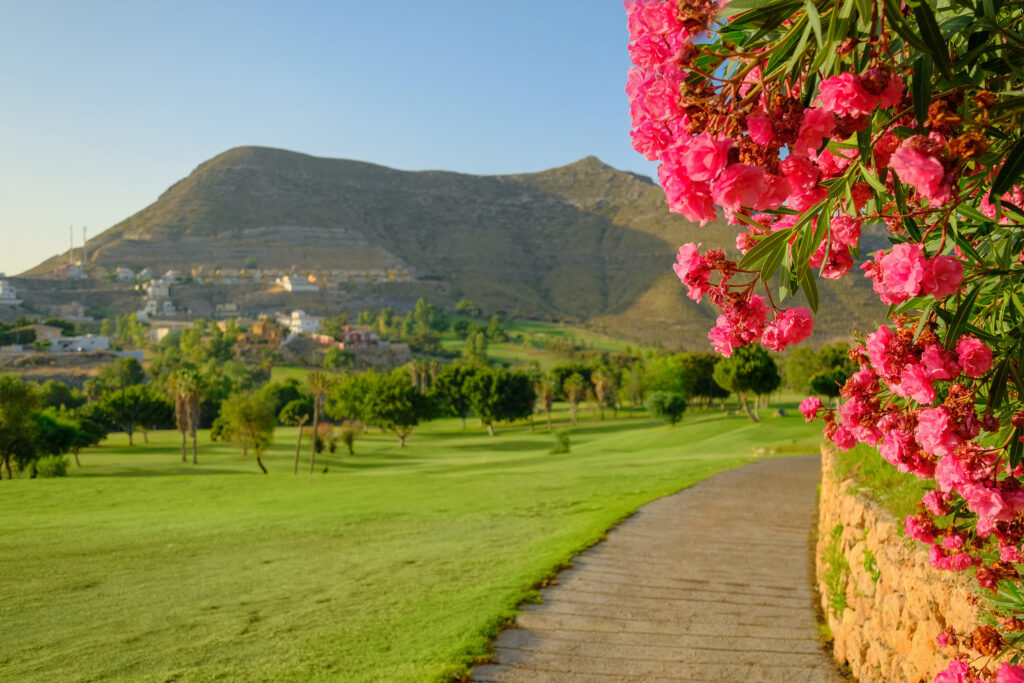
[538,376,556,430]
[306,371,333,474]
[167,368,202,464]
[563,373,586,426]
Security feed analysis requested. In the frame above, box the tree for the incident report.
[39,380,86,410]
[810,368,847,407]
[65,407,108,468]
[323,347,354,370]
[30,409,80,466]
[0,374,42,478]
[167,368,202,463]
[644,354,697,399]
[219,392,276,474]
[462,330,489,364]
[645,392,688,426]
[319,314,349,338]
[562,373,587,426]
[306,371,333,473]
[537,375,557,429]
[465,369,536,436]
[623,364,646,409]
[279,397,313,475]
[429,364,479,429]
[97,356,145,392]
[713,345,780,422]
[95,385,172,446]
[455,300,481,318]
[364,371,429,446]
[326,372,377,427]
[679,353,730,408]
[591,367,618,420]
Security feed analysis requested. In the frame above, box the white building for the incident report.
[0,279,22,305]
[115,267,135,282]
[52,335,110,353]
[164,269,184,283]
[146,279,171,299]
[276,275,319,292]
[276,310,320,335]
[143,299,177,317]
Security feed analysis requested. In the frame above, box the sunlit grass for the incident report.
[1,405,821,682]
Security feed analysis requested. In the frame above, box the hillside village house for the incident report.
[0,279,22,305]
[57,264,87,280]
[276,275,319,292]
[57,301,90,320]
[115,267,135,282]
[276,310,321,335]
[52,335,110,353]
[313,325,382,350]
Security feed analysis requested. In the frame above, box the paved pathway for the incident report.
[472,455,839,682]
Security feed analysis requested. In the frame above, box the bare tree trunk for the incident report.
[739,393,759,422]
[461,416,466,430]
[142,430,149,444]
[73,448,81,468]
[398,431,406,447]
[180,431,187,463]
[255,453,268,474]
[546,409,552,430]
[191,430,198,464]
[570,402,578,425]
[293,419,307,475]
[309,402,320,474]
[127,430,134,446]
[486,423,495,436]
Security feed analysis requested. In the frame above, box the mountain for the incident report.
[25,146,886,348]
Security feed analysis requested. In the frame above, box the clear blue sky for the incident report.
[0,0,656,275]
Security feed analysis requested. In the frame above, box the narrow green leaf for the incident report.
[804,0,823,47]
[799,267,819,313]
[857,129,871,165]
[989,357,1012,414]
[911,299,935,344]
[738,228,794,270]
[943,284,981,350]
[912,55,933,128]
[883,0,931,52]
[913,3,954,79]
[992,136,1024,197]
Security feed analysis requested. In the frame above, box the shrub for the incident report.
[549,430,570,455]
[35,455,68,478]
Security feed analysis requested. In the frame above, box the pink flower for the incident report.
[831,425,856,450]
[780,155,820,193]
[817,147,858,178]
[777,307,813,345]
[673,243,702,280]
[830,214,861,248]
[878,243,927,302]
[711,164,767,212]
[1001,545,1024,563]
[643,76,685,122]
[818,72,877,117]
[920,255,963,298]
[641,1,682,36]
[683,132,733,182]
[923,490,950,516]
[631,121,673,161]
[799,396,823,422]
[792,107,835,157]
[956,337,993,377]
[915,407,961,458]
[898,363,936,404]
[921,344,960,381]
[997,663,1024,683]
[877,72,905,109]
[934,658,971,683]
[904,514,936,544]
[889,138,953,207]
[659,164,717,225]
[936,631,952,648]
[961,483,1010,520]
[746,114,773,146]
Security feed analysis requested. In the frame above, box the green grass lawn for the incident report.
[1,405,821,682]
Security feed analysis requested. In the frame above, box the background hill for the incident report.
[25,146,886,348]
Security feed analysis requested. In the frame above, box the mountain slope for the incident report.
[26,146,886,348]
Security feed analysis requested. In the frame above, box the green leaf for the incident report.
[799,267,819,313]
[912,55,933,128]
[804,0,823,47]
[992,136,1024,197]
[912,299,935,344]
[738,228,794,270]
[883,0,931,53]
[943,284,981,350]
[989,357,1012,414]
[912,2,954,79]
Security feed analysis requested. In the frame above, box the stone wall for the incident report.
[816,444,983,682]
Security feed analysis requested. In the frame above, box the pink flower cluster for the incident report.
[861,243,964,305]
[890,136,957,207]
[673,243,813,355]
[807,323,1021,584]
